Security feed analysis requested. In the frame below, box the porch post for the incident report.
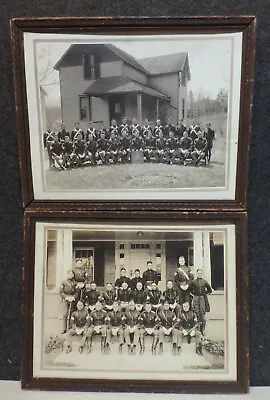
[63,229,73,277]
[156,98,160,119]
[193,231,203,276]
[137,93,142,125]
[203,231,212,285]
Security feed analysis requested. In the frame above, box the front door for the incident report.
[109,95,125,125]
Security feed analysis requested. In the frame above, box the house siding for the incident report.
[123,64,147,85]
[100,61,123,77]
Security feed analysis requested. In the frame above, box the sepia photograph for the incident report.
[30,221,238,386]
[23,29,243,201]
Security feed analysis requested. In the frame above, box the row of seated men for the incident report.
[44,118,215,169]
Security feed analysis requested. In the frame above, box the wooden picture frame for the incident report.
[21,209,248,393]
[10,16,256,210]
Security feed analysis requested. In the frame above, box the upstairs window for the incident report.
[83,54,100,80]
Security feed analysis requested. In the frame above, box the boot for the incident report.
[101,337,106,352]
[66,345,72,354]
[152,337,159,355]
[119,343,123,354]
[128,344,132,355]
[187,335,191,344]
[87,338,92,354]
[132,345,136,355]
[177,346,182,355]
[140,336,145,355]
[172,343,177,356]
[79,345,84,354]
[196,342,203,356]
[105,342,110,354]
[158,342,163,355]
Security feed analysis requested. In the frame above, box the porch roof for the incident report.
[84,76,170,100]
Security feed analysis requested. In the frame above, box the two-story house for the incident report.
[53,44,191,130]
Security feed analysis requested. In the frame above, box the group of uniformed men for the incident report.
[59,257,212,357]
[44,118,215,170]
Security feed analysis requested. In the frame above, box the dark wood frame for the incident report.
[21,209,249,393]
[10,16,256,210]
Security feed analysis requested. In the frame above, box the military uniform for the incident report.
[86,309,108,351]
[157,308,181,353]
[97,137,109,164]
[131,124,141,136]
[139,310,159,353]
[115,276,132,290]
[109,124,119,138]
[65,309,90,352]
[191,136,207,166]
[142,268,159,289]
[164,123,176,138]
[179,136,193,164]
[132,288,147,311]
[106,310,125,349]
[108,137,120,164]
[162,288,180,315]
[148,288,162,310]
[130,276,144,290]
[144,136,156,161]
[117,288,133,309]
[155,137,167,162]
[131,136,144,151]
[72,265,87,300]
[49,140,65,170]
[59,278,78,332]
[204,127,215,162]
[118,136,131,163]
[119,123,130,137]
[73,139,86,166]
[102,290,116,311]
[71,128,84,142]
[86,138,98,165]
[178,309,202,350]
[123,308,141,352]
[142,124,152,138]
[165,136,179,163]
[153,124,164,138]
[58,129,70,142]
[176,123,187,139]
[86,127,97,141]
[189,278,212,333]
[44,130,55,167]
[82,289,101,311]
[188,124,200,141]
[62,141,74,168]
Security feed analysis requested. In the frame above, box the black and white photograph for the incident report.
[23,31,243,201]
[32,222,237,383]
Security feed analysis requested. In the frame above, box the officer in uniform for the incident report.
[174,256,194,290]
[97,131,109,164]
[131,268,144,290]
[73,132,86,167]
[71,122,84,142]
[153,119,164,138]
[165,130,179,164]
[189,268,212,334]
[143,130,156,162]
[118,129,131,163]
[82,281,101,312]
[176,119,187,139]
[49,132,66,170]
[85,132,98,165]
[162,280,181,317]
[191,131,207,166]
[131,118,141,137]
[107,132,120,164]
[123,300,141,354]
[178,302,203,355]
[155,130,167,163]
[59,270,78,333]
[157,299,181,355]
[72,258,87,301]
[204,122,215,163]
[58,122,70,142]
[62,134,74,168]
[131,129,144,151]
[65,301,90,354]
[132,281,147,312]
[109,119,119,138]
[139,302,159,354]
[85,121,97,141]
[86,301,108,353]
[142,261,159,290]
[179,131,193,166]
[115,267,132,292]
[148,282,162,312]
[141,119,152,138]
[117,281,133,310]
[43,128,55,168]
[101,282,116,311]
[106,301,125,353]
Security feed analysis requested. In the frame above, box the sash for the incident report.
[163,327,172,335]
[177,266,189,282]
[75,327,84,335]
[127,326,137,333]
[94,326,102,334]
[65,295,75,303]
[111,327,119,336]
[145,327,155,335]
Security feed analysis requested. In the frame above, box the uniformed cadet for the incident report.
[106,301,125,353]
[59,270,78,333]
[191,131,207,166]
[71,122,84,142]
[109,119,119,138]
[162,280,181,317]
[108,132,120,164]
[85,120,97,141]
[62,134,74,168]
[65,301,90,354]
[131,129,144,151]
[82,281,101,312]
[117,281,133,310]
[164,118,176,138]
[72,258,87,300]
[204,122,215,163]
[153,119,164,138]
[174,256,194,290]
[43,128,55,168]
[143,130,156,162]
[97,131,109,164]
[189,269,212,334]
[176,119,187,139]
[179,131,193,166]
[118,129,131,163]
[101,282,116,311]
[130,268,144,290]
[73,132,86,167]
[123,300,141,354]
[98,122,109,140]
[157,299,181,355]
[85,132,98,165]
[131,118,141,137]
[148,282,162,312]
[58,123,70,142]
[178,301,203,355]
[132,281,147,311]
[119,117,130,138]
[49,132,66,170]
[155,130,167,163]
[115,267,132,291]
[141,119,152,138]
[165,130,179,164]
[188,119,200,141]
[143,261,159,290]
[139,302,159,354]
[86,301,108,353]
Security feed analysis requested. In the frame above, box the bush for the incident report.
[202,339,224,357]
[45,335,65,354]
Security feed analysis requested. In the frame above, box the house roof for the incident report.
[138,52,191,78]
[84,76,169,99]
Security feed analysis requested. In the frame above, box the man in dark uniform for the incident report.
[132,281,147,312]
[65,300,90,353]
[139,302,159,354]
[73,132,86,167]
[164,118,176,138]
[153,119,164,138]
[174,256,194,289]
[62,134,74,168]
[106,301,125,353]
[101,282,116,312]
[107,132,120,164]
[85,120,97,141]
[71,122,84,142]
[58,123,70,142]
[118,129,131,163]
[142,261,159,290]
[179,131,193,166]
[143,130,156,162]
[131,268,144,290]
[141,118,152,138]
[86,301,108,353]
[82,281,101,312]
[178,301,203,355]
[117,281,133,310]
[97,131,109,164]
[155,130,167,163]
[115,267,132,292]
[204,122,215,163]
[123,300,141,354]
[131,118,141,137]
[176,119,187,139]
[72,258,87,301]
[191,131,207,166]
[98,122,109,140]
[157,300,181,355]
[189,268,212,334]
[49,132,66,170]
[59,270,78,333]
[131,129,144,151]
[188,119,200,142]
[109,119,119,138]
[85,132,98,165]
[43,128,55,168]
[148,282,162,312]
[165,130,179,164]
[162,280,181,317]
[119,117,130,138]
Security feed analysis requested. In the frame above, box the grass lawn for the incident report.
[45,135,226,191]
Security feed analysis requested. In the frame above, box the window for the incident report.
[79,96,90,121]
[210,237,224,290]
[182,98,185,119]
[156,243,161,249]
[46,230,57,290]
[130,243,150,249]
[119,243,125,249]
[74,248,95,282]
[83,54,100,80]
[120,253,125,259]
[188,247,194,267]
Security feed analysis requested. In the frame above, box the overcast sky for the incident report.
[36,35,231,107]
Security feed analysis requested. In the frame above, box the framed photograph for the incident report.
[11,16,255,209]
[21,210,248,393]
